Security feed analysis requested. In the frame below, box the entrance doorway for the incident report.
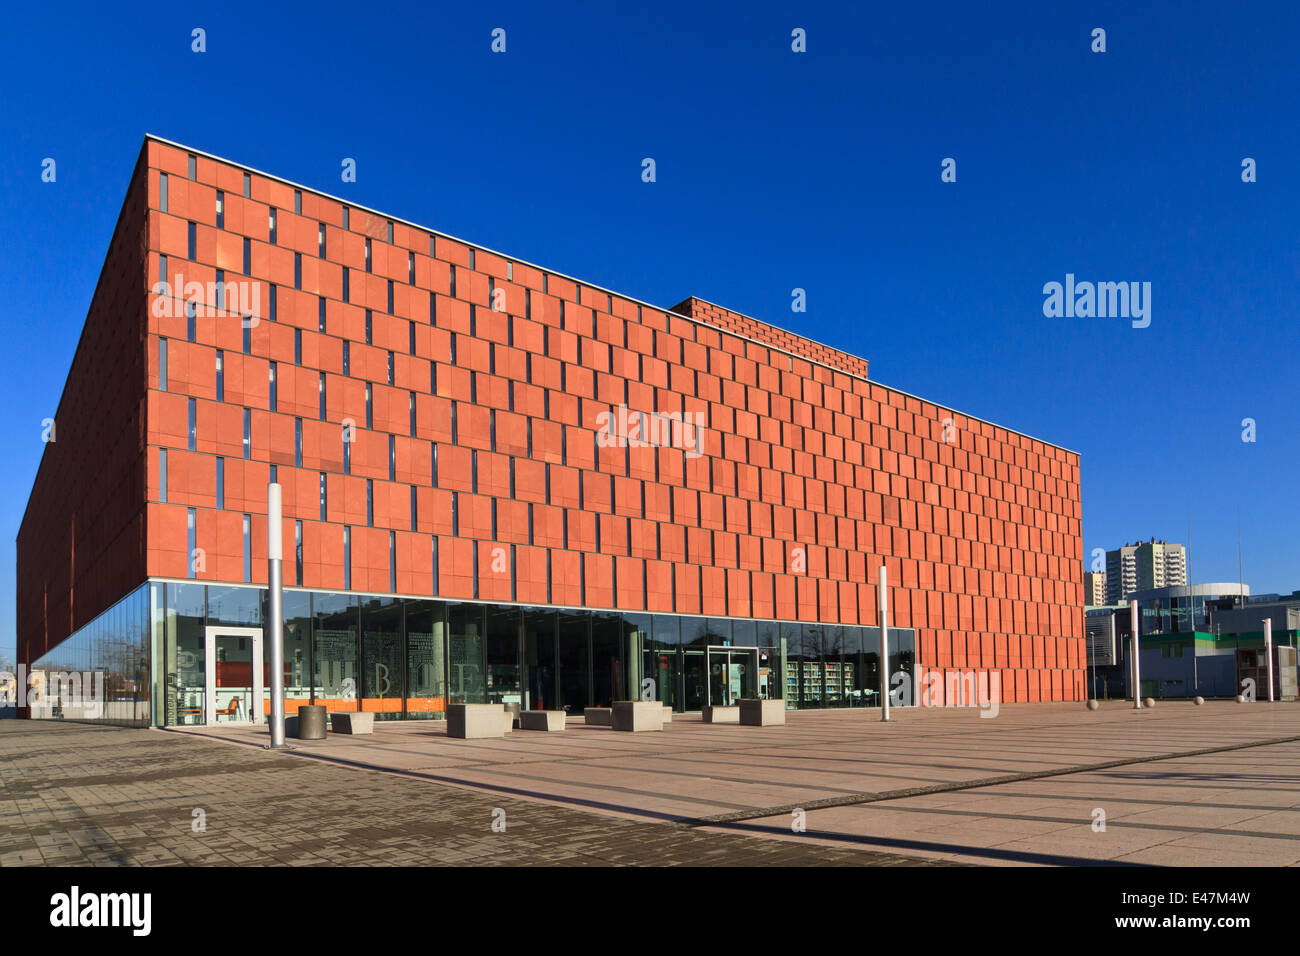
[706,646,757,706]
[204,626,263,725]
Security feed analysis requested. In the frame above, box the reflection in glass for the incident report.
[447,602,485,703]
[523,606,557,710]
[557,610,589,714]
[485,604,521,706]
[405,600,446,719]
[362,597,404,719]
[313,592,359,711]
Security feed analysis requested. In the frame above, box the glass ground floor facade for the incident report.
[29,580,916,727]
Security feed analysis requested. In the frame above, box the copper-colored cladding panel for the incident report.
[18,137,1083,704]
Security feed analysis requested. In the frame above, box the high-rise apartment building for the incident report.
[1105,539,1187,605]
[1083,570,1107,606]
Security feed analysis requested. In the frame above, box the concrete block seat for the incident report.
[612,700,663,732]
[520,710,566,731]
[702,705,740,724]
[584,707,612,726]
[738,698,786,726]
[661,705,673,723]
[447,703,508,739]
[330,712,375,735]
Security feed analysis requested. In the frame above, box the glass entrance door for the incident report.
[204,626,264,725]
[706,647,757,706]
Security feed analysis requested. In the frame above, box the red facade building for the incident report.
[17,136,1083,725]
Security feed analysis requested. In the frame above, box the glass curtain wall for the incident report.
[91,581,921,726]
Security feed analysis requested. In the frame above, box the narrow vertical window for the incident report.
[387,280,394,313]
[408,321,415,355]
[185,300,196,342]
[242,172,250,198]
[318,296,326,333]
[295,418,302,467]
[295,520,303,585]
[243,323,251,354]
[242,515,251,583]
[187,221,196,261]
[341,206,349,230]
[159,338,168,391]
[215,191,224,229]
[269,362,277,412]
[386,220,393,243]
[242,238,251,275]
[365,383,372,428]
[387,351,393,385]
[410,485,417,531]
[431,443,438,487]
[294,189,302,215]
[343,527,352,590]
[343,434,350,474]
[342,267,349,302]
[187,398,196,451]
[294,328,302,365]
[243,408,251,459]
[389,531,396,593]
[269,283,277,322]
[431,536,439,594]
[365,310,372,345]
[187,154,196,180]
[366,479,374,527]
[319,472,327,521]
[269,464,278,485]
[159,449,168,503]
[342,341,350,375]
[365,238,372,273]
[408,251,414,285]
[449,264,456,298]
[318,222,326,258]
[318,372,326,420]
[159,173,168,212]
[294,253,302,290]
[388,434,395,481]
[409,391,416,437]
[187,509,196,579]
[159,253,167,286]
[269,208,277,245]
[216,457,224,509]
[215,350,224,401]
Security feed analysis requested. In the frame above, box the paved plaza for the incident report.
[3,701,1299,866]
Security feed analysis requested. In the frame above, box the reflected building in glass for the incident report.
[17,137,1080,727]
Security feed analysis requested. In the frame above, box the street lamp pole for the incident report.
[879,565,890,722]
[1264,618,1274,703]
[1130,599,1142,709]
[267,483,288,748]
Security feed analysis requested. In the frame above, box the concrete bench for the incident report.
[584,707,612,726]
[329,712,374,735]
[739,698,786,726]
[447,703,507,739]
[661,705,673,723]
[702,705,740,724]
[519,710,566,732]
[612,700,663,732]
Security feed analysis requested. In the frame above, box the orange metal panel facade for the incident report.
[17,137,1084,703]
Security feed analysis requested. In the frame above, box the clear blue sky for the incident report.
[3,1,1298,659]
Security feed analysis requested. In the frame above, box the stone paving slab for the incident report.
[176,700,1300,829]
[0,721,939,867]
[706,741,1300,866]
